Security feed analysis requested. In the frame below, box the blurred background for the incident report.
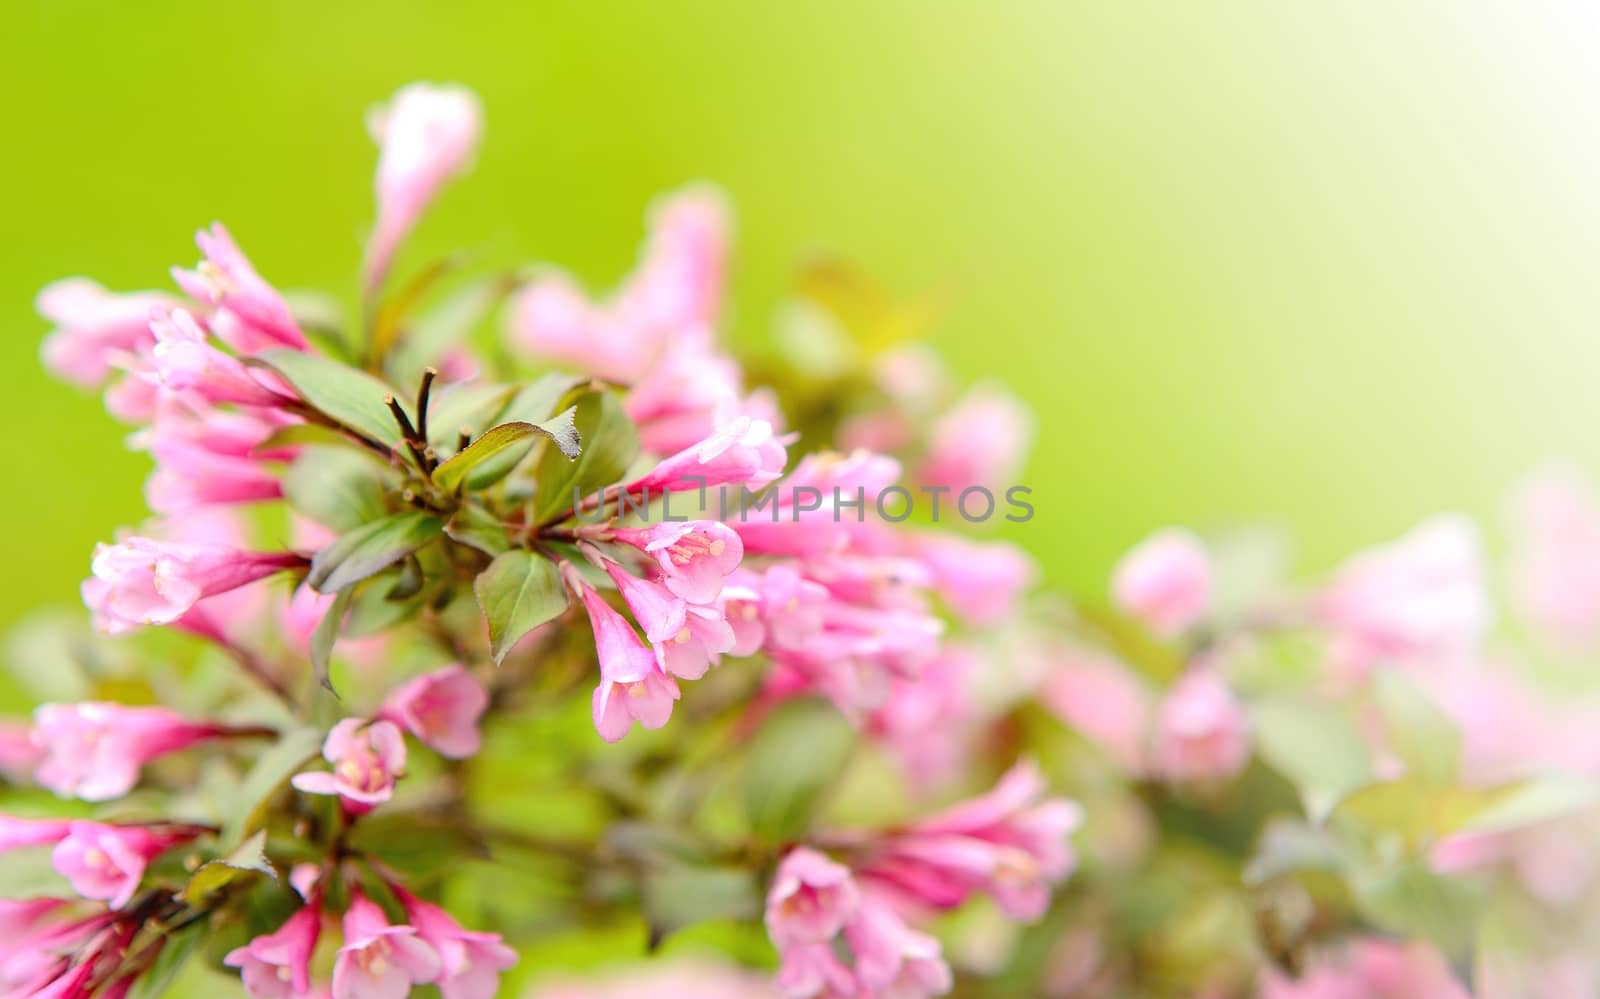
[7,0,1600,625]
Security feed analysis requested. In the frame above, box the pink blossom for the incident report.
[31,702,228,801]
[51,821,186,909]
[733,450,902,558]
[83,535,303,634]
[774,941,858,999]
[844,885,953,997]
[0,721,41,783]
[614,520,743,604]
[149,309,294,408]
[658,604,736,680]
[224,902,322,998]
[399,890,517,999]
[144,433,284,513]
[0,902,116,996]
[863,760,1081,920]
[380,665,489,759]
[36,278,172,388]
[1509,462,1600,651]
[507,187,729,383]
[574,581,681,741]
[1111,528,1212,636]
[0,814,71,852]
[719,575,766,656]
[868,645,977,790]
[625,416,788,496]
[1150,670,1250,783]
[291,719,407,811]
[1318,514,1489,670]
[602,561,686,644]
[916,534,1036,625]
[364,83,483,294]
[172,223,309,352]
[765,848,860,947]
[625,340,745,455]
[1038,652,1152,774]
[916,385,1031,494]
[332,892,441,999]
[1260,938,1469,999]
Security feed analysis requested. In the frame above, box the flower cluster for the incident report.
[9,77,1598,999]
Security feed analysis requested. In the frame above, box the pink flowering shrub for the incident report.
[6,80,1599,997]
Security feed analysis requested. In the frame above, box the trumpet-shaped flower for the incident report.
[364,83,483,294]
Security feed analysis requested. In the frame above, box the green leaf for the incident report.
[1334,779,1502,847]
[1243,818,1345,886]
[642,864,761,941]
[433,411,580,495]
[0,845,73,897]
[445,504,511,556]
[223,728,325,845]
[1372,670,1460,785]
[254,348,408,446]
[308,511,443,593]
[283,446,389,532]
[744,699,857,843]
[474,550,568,665]
[1254,698,1374,819]
[531,390,638,523]
[311,586,354,692]
[1353,861,1484,953]
[388,274,522,389]
[1452,776,1600,837]
[126,921,206,999]
[180,830,276,905]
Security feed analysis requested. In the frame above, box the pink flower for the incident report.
[863,760,1082,920]
[1038,653,1152,774]
[224,902,322,998]
[916,534,1036,625]
[1260,938,1469,999]
[36,278,171,388]
[1509,462,1600,651]
[614,520,743,604]
[1111,528,1212,636]
[602,561,686,644]
[765,848,860,947]
[0,814,71,852]
[51,821,186,908]
[364,83,483,294]
[774,942,857,999]
[843,886,953,997]
[143,430,284,514]
[507,187,729,383]
[625,416,788,496]
[624,341,745,455]
[1318,514,1489,670]
[172,223,309,352]
[149,309,294,408]
[657,604,736,680]
[0,722,41,783]
[575,581,681,742]
[1150,670,1249,783]
[916,385,1031,494]
[868,645,977,790]
[32,702,227,801]
[399,890,517,999]
[83,536,304,634]
[332,892,441,999]
[380,665,489,759]
[291,719,407,811]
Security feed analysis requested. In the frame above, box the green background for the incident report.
[8,3,1600,625]
[4,2,1600,993]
